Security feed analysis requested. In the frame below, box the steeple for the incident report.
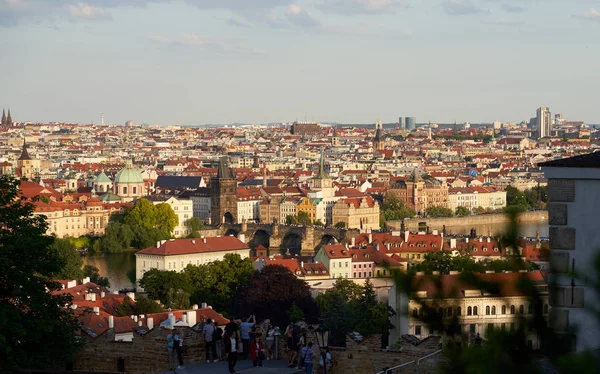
[18,139,31,161]
[1,109,5,126]
[6,109,12,125]
[314,148,328,179]
[217,156,236,179]
[410,167,422,182]
[333,125,338,138]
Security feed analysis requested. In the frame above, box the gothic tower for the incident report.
[373,125,384,151]
[331,125,339,146]
[6,109,12,126]
[1,109,5,127]
[210,156,238,225]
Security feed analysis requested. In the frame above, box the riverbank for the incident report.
[386,210,548,236]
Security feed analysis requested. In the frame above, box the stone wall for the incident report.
[73,327,205,374]
[387,210,547,234]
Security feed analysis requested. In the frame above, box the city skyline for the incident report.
[1,0,599,125]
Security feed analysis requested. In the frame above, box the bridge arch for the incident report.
[280,231,302,256]
[317,233,339,249]
[224,228,239,237]
[248,229,270,250]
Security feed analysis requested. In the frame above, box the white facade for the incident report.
[151,197,193,238]
[537,106,551,139]
[237,199,261,223]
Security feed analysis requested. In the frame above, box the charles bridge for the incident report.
[203,222,360,256]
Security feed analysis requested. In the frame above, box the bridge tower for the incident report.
[210,156,238,225]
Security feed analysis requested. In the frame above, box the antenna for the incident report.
[101,113,104,125]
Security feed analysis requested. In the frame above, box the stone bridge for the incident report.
[216,222,360,256]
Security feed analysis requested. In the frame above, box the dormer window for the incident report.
[494,248,499,252]
[483,248,487,252]
[432,244,436,248]
[473,248,477,252]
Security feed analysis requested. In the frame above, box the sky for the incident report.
[0,0,599,126]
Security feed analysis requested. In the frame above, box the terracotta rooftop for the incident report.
[136,237,250,256]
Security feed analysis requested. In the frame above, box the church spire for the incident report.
[314,147,328,179]
[1,109,5,126]
[6,109,12,125]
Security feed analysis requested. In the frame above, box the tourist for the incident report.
[214,323,224,361]
[166,327,179,371]
[319,348,333,371]
[300,342,314,374]
[176,329,184,369]
[240,314,256,359]
[285,325,297,368]
[224,316,241,374]
[202,319,218,363]
[296,329,306,369]
[250,336,265,367]
[265,324,275,360]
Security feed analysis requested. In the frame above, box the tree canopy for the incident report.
[425,205,454,218]
[184,217,204,237]
[0,176,80,371]
[381,192,416,224]
[49,238,84,280]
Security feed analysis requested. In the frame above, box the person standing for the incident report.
[285,325,297,368]
[214,323,224,361]
[166,328,179,371]
[226,329,239,374]
[176,329,184,370]
[202,319,218,363]
[265,324,275,360]
[300,342,314,374]
[296,329,305,369]
[240,315,256,360]
[250,336,265,367]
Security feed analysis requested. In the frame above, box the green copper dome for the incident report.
[114,165,143,184]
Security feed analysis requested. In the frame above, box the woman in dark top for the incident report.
[285,325,297,367]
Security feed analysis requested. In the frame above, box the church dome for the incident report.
[114,165,143,184]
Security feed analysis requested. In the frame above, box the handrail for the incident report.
[416,349,443,374]
[375,360,416,374]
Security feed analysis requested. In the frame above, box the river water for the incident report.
[83,251,136,292]
[84,223,549,291]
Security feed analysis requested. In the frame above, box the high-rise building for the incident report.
[536,106,551,139]
[406,117,416,130]
[399,117,406,130]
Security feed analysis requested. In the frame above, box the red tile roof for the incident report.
[136,237,250,256]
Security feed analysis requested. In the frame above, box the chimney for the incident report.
[169,314,176,328]
[133,315,138,323]
[182,314,188,325]
[83,277,90,284]
[239,234,246,243]
[301,261,304,268]
[465,237,469,243]
[345,243,348,249]
[100,291,105,298]
[450,238,457,249]
[108,316,114,329]
[386,243,390,250]
[93,306,100,315]
[201,302,208,309]
[161,239,167,245]
[147,318,154,330]
[187,312,196,326]
[376,244,380,251]
[432,230,438,235]
[192,304,199,310]
[203,237,207,243]
[156,241,160,248]
[368,233,373,243]
[127,292,135,301]
[138,321,143,327]
[351,237,356,247]
[192,239,195,244]
[404,231,409,242]
[487,237,491,243]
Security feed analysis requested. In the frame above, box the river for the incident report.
[83,251,136,292]
[84,223,549,291]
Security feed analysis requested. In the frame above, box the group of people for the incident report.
[166,316,332,374]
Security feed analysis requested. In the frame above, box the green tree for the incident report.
[426,205,454,218]
[185,217,204,237]
[155,202,178,236]
[455,206,470,217]
[314,219,324,227]
[49,238,84,280]
[334,221,346,228]
[83,265,110,287]
[297,211,312,225]
[133,296,164,314]
[330,278,364,301]
[184,253,254,314]
[287,301,305,323]
[0,176,81,371]
[115,297,135,317]
[381,193,416,223]
[505,186,529,211]
[139,269,192,309]
[168,288,191,310]
[473,206,487,215]
[285,215,297,225]
[124,198,157,231]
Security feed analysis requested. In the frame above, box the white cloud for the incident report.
[320,0,409,16]
[285,4,319,27]
[483,18,524,26]
[573,8,600,22]
[501,4,526,13]
[442,0,487,15]
[147,33,268,55]
[66,2,110,20]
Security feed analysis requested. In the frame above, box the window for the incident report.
[413,309,418,317]
[377,270,381,276]
[528,304,533,314]
[354,272,356,278]
[456,307,461,316]
[469,324,476,334]
[502,305,506,315]
[345,262,348,267]
[519,305,524,314]
[486,306,490,315]
[132,186,137,194]
[143,261,145,268]
[491,306,496,315]
[447,307,453,316]
[510,305,515,314]
[467,306,472,316]
[333,262,335,268]
[123,186,127,194]
[415,326,422,335]
[369,271,372,277]
[473,306,478,315]
[353,264,356,269]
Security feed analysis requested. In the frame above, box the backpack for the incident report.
[213,326,223,341]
